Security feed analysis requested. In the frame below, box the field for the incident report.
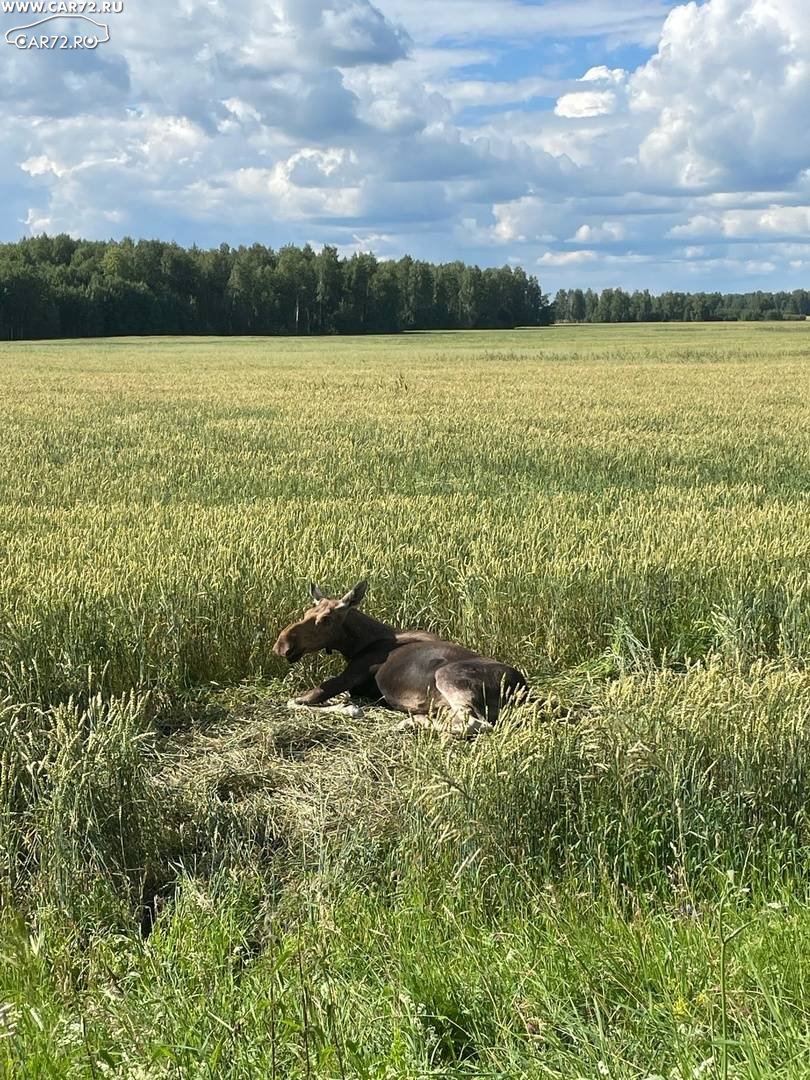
[2,322,810,1078]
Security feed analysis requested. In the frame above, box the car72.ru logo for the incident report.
[5,14,111,48]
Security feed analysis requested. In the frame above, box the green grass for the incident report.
[2,323,810,1077]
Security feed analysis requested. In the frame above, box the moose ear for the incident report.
[309,582,326,602]
[339,580,368,608]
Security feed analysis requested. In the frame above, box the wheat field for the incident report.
[2,323,810,1078]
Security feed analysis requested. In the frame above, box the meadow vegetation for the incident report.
[2,322,810,1077]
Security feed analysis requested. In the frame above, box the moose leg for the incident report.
[288,697,364,718]
[290,677,364,717]
[432,662,523,737]
[392,667,495,737]
[394,713,440,734]
[289,656,384,714]
[393,708,488,738]
[293,676,351,706]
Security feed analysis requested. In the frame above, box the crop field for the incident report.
[2,322,810,1078]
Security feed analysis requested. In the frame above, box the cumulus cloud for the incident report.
[284,0,409,66]
[341,64,452,133]
[671,206,810,239]
[228,163,362,219]
[571,222,626,242]
[440,76,562,109]
[630,0,810,190]
[488,0,810,285]
[20,156,67,180]
[490,195,579,244]
[579,66,628,84]
[2,0,810,291]
[538,249,600,265]
[554,91,618,118]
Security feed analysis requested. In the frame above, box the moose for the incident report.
[273,580,528,735]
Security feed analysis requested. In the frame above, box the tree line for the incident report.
[0,235,550,340]
[553,287,810,324]
[2,234,806,340]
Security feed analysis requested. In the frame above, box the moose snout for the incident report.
[273,634,301,662]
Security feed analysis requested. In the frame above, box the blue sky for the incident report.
[2,0,809,292]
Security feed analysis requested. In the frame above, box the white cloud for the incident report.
[630,0,810,189]
[284,148,361,187]
[375,0,667,45]
[744,260,777,274]
[23,208,54,233]
[554,90,618,118]
[316,0,408,64]
[571,221,626,242]
[20,156,65,179]
[538,249,599,265]
[137,117,206,165]
[490,195,579,244]
[440,76,561,109]
[671,206,810,239]
[3,0,810,292]
[580,66,627,84]
[224,157,363,219]
[333,231,398,257]
[341,65,452,133]
[221,99,262,125]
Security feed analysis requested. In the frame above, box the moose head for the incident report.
[273,581,369,663]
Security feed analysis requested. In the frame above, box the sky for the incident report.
[2,0,809,292]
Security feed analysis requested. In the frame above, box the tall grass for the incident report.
[2,323,810,1076]
[1,324,809,701]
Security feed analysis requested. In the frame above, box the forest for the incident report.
[0,235,549,340]
[1,234,807,339]
[552,285,810,323]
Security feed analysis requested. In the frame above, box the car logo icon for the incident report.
[5,14,111,48]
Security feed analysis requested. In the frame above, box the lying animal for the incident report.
[273,580,528,735]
